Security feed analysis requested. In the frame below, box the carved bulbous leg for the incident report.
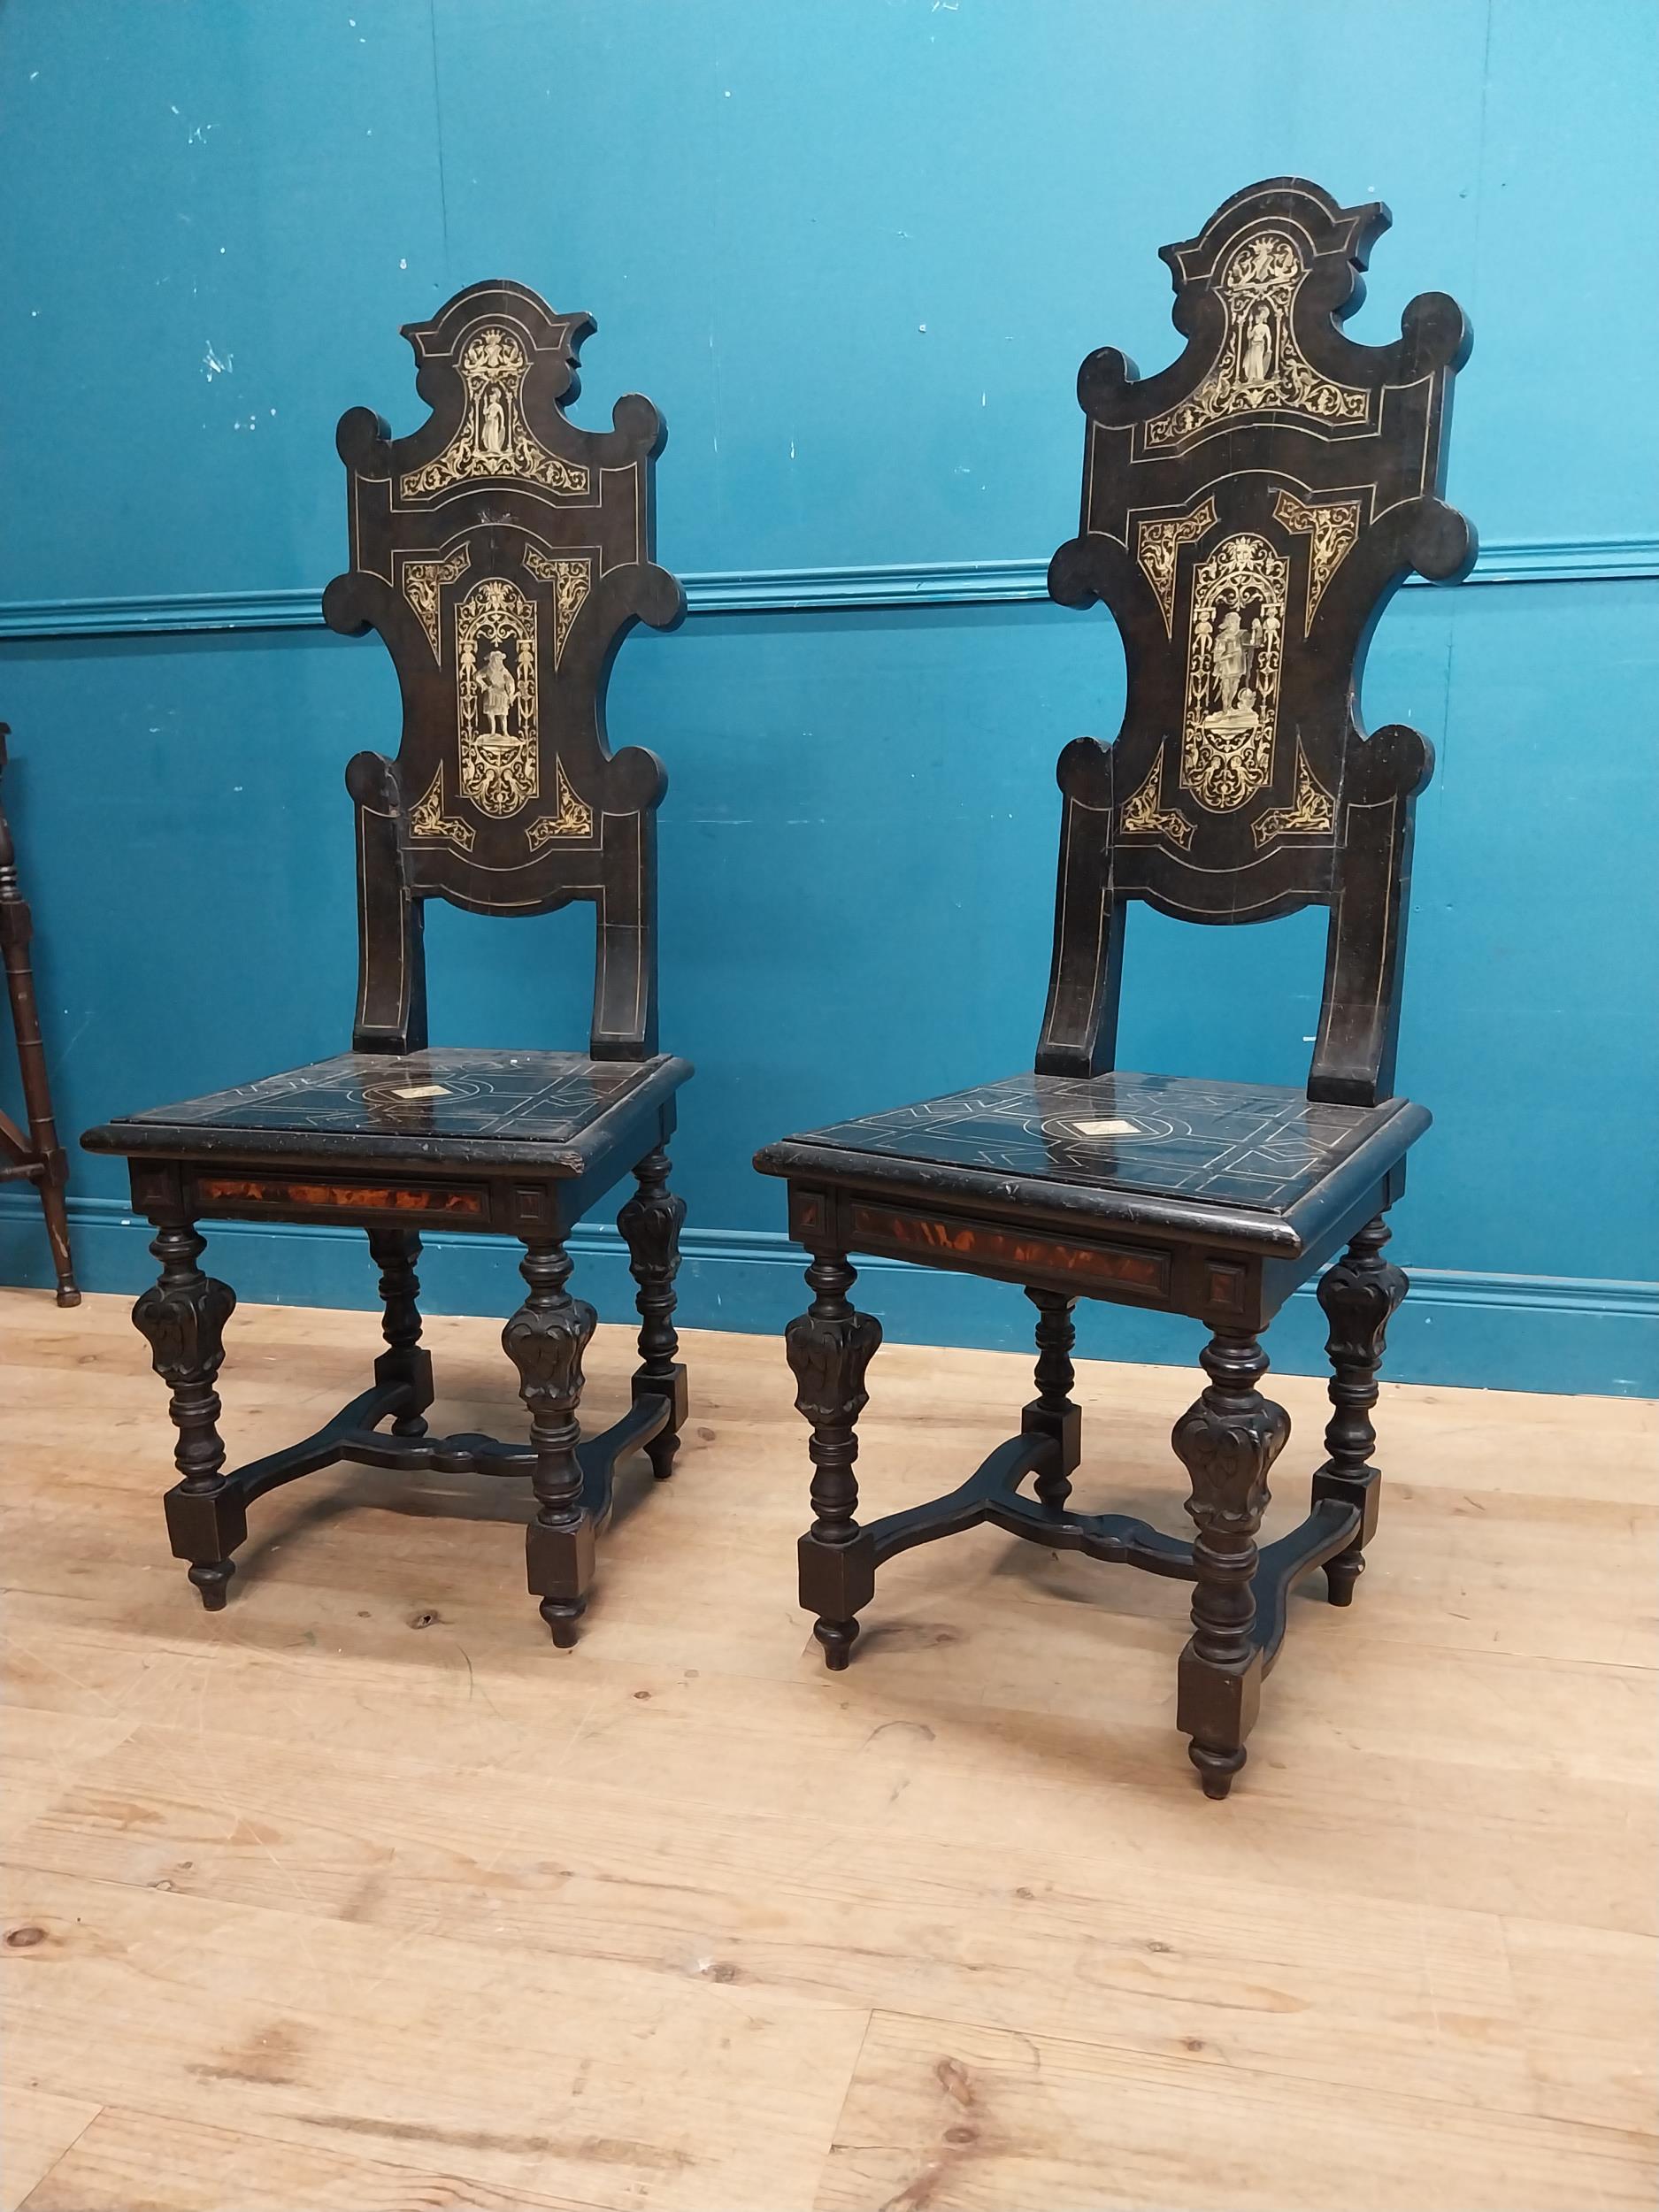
[368,1226,433,1438]
[132,1225,242,1609]
[1021,1286,1081,1507]
[786,1251,882,1671]
[618,1145,687,1480]
[1314,1217,1408,1606]
[503,1240,597,1647]
[1171,1331,1289,1799]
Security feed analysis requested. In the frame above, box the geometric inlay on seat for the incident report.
[121,1049,664,1151]
[790,1071,1409,1213]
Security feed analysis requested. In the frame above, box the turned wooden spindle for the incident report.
[503,1239,596,1646]
[1313,1216,1408,1604]
[1172,1330,1289,1798]
[786,1250,883,1670]
[618,1144,687,1479]
[1022,1286,1081,1507]
[133,1224,240,1609]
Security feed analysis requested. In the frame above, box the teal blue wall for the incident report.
[2,0,1655,1393]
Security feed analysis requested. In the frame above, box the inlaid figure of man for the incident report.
[478,644,516,736]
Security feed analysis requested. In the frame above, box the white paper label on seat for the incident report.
[392,1084,451,1100]
[1071,1118,1141,1137]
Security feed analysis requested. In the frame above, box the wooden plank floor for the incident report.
[1,1285,1655,2212]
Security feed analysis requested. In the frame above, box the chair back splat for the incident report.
[322,281,686,1062]
[1038,177,1473,1107]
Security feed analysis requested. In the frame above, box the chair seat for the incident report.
[84,1047,692,1177]
[757,1069,1428,1258]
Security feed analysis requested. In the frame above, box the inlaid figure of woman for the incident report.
[480,384,509,457]
[1241,304,1272,385]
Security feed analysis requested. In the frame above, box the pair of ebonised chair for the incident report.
[85,177,1474,1796]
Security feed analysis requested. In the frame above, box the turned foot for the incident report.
[540,1596,587,1647]
[164,1477,248,1609]
[1189,1741,1245,1800]
[1325,1550,1363,1607]
[188,1559,235,1612]
[814,1617,859,1671]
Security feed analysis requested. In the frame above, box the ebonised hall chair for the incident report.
[756,179,1474,1797]
[85,282,689,1645]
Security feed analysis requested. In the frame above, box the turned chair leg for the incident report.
[1021,1286,1080,1507]
[132,1224,242,1609]
[503,1239,597,1647]
[368,1226,434,1438]
[787,1250,882,1671]
[618,1144,687,1480]
[1171,1330,1289,1799]
[1314,1216,1408,1606]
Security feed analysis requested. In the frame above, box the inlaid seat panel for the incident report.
[100,1048,686,1171]
[783,1071,1417,1215]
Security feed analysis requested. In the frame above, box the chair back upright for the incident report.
[325,281,685,1061]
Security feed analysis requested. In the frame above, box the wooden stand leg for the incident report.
[0,741,78,1307]
[36,1164,77,1308]
[786,1251,881,1671]
[1021,1286,1080,1507]
[368,1226,434,1438]
[503,1240,597,1647]
[132,1224,241,1609]
[1172,1331,1288,1799]
[618,1144,687,1480]
[1314,1216,1408,1607]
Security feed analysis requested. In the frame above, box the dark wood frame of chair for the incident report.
[84,282,689,1642]
[757,179,1475,1794]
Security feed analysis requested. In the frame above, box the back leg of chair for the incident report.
[369,1226,434,1438]
[618,1144,687,1479]
[1021,1286,1081,1507]
[1313,1216,1408,1606]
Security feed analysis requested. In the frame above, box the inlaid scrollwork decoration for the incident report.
[398,327,590,502]
[324,280,686,1056]
[1040,178,1474,1102]
[1144,229,1372,452]
[1179,534,1287,813]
